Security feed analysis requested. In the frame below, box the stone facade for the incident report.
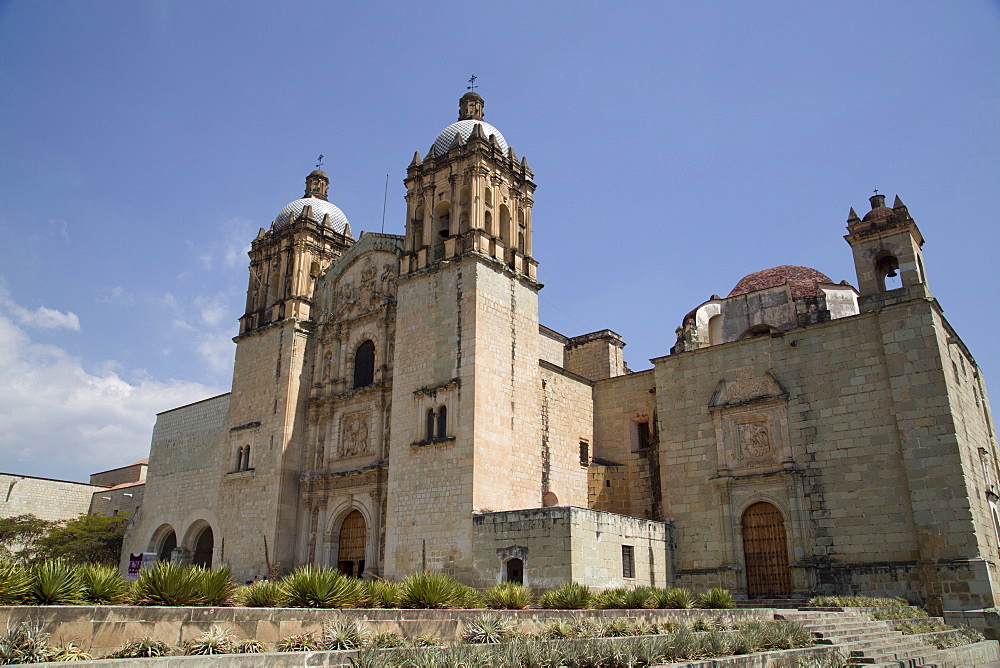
[121,93,998,613]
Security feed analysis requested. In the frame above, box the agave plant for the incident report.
[457,584,484,608]
[133,561,204,606]
[482,581,533,610]
[27,560,84,605]
[698,587,735,609]
[49,641,93,662]
[652,586,695,609]
[80,563,128,604]
[362,578,401,608]
[369,632,404,648]
[233,638,266,653]
[280,566,363,608]
[238,579,285,607]
[0,621,52,664]
[537,581,592,609]
[197,565,237,606]
[411,634,440,647]
[623,584,655,609]
[398,571,465,609]
[461,612,516,644]
[274,632,321,652]
[106,636,173,658]
[591,587,629,609]
[322,618,371,650]
[0,561,29,605]
[182,625,238,655]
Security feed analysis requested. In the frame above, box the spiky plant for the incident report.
[537,581,592,609]
[274,632,321,652]
[360,578,401,608]
[27,560,84,605]
[457,584,483,608]
[105,636,172,658]
[182,625,237,655]
[196,565,237,606]
[80,563,127,604]
[238,579,285,607]
[411,634,440,647]
[482,581,533,610]
[598,618,638,637]
[232,638,265,653]
[461,612,516,644]
[698,587,735,609]
[0,562,29,605]
[398,571,465,609]
[369,632,404,648]
[49,641,93,661]
[592,587,629,609]
[0,621,52,664]
[322,618,371,650]
[280,566,363,608]
[623,584,655,609]
[652,586,695,609]
[133,561,205,606]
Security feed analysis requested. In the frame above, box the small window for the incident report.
[425,409,435,442]
[436,406,447,439]
[579,441,590,466]
[622,545,635,579]
[353,340,376,389]
[241,445,251,471]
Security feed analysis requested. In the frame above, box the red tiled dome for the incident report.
[728,265,833,299]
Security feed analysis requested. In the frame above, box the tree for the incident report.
[0,514,53,563]
[34,513,131,566]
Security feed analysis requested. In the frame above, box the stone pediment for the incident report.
[710,366,787,408]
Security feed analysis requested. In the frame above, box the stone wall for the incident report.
[0,473,100,522]
[89,462,146,488]
[539,364,592,509]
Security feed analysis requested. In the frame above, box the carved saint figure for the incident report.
[738,421,772,459]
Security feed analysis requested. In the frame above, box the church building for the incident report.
[121,92,1000,614]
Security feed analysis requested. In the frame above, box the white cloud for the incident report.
[0,284,80,331]
[100,286,135,306]
[0,303,221,482]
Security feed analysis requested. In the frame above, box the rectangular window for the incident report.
[579,440,589,466]
[630,418,652,452]
[622,545,635,579]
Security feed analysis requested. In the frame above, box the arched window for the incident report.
[411,205,425,250]
[875,252,902,291]
[708,314,724,346]
[426,408,435,442]
[485,187,493,207]
[436,406,447,439]
[234,446,244,472]
[484,210,493,235]
[353,340,376,389]
[499,204,511,246]
[241,445,251,471]
[192,526,214,568]
[157,529,177,562]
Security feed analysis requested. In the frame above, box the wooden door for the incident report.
[337,511,367,578]
[741,502,792,596]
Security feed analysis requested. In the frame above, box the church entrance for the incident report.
[337,510,366,578]
[505,558,523,584]
[192,526,213,568]
[741,502,791,597]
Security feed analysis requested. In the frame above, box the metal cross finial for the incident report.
[467,75,478,92]
[873,187,879,196]
[316,154,324,170]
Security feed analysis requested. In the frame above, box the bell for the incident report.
[886,269,897,277]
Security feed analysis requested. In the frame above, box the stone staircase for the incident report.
[775,609,962,667]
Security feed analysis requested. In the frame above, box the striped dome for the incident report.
[433,120,508,156]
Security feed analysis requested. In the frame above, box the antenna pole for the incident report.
[381,173,389,233]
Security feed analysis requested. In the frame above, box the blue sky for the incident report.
[1,1,998,482]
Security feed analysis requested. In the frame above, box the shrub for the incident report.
[538,581,592,609]
[197,565,237,606]
[808,594,907,607]
[49,641,92,661]
[482,581,533,609]
[698,587,735,609]
[931,626,985,649]
[280,566,363,608]
[362,578,401,608]
[133,561,204,606]
[238,579,285,607]
[274,632,321,652]
[80,564,127,604]
[592,587,629,609]
[0,621,52,664]
[105,636,172,658]
[233,639,265,653]
[462,612,516,644]
[457,583,484,608]
[623,585,655,609]
[322,618,371,650]
[0,562,29,605]
[27,560,84,605]
[183,626,237,655]
[652,586,695,609]
[871,606,928,621]
[370,632,404,648]
[398,571,465,609]
[412,634,440,647]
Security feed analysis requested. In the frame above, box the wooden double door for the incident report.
[741,502,792,597]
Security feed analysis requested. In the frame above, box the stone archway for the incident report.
[336,510,367,578]
[192,525,214,568]
[504,558,524,584]
[158,530,177,562]
[741,501,791,597]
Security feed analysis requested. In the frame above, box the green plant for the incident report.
[598,618,638,637]
[411,634,440,647]
[274,632,320,652]
[80,563,127,604]
[623,584,655,609]
[457,583,483,608]
[233,639,265,653]
[323,618,372,650]
[370,632,404,648]
[133,561,204,606]
[592,586,629,609]
[0,562,29,605]
[542,620,577,638]
[197,565,237,606]
[182,625,237,655]
[652,586,696,609]
[537,581,592,609]
[462,612,516,643]
[0,621,52,664]
[808,594,907,607]
[870,606,929,621]
[27,560,84,605]
[238,579,285,607]
[49,641,93,661]
[362,578,401,608]
[398,571,465,609]
[482,581,533,609]
[280,566,362,608]
[930,625,985,649]
[698,587,735,609]
[105,636,172,658]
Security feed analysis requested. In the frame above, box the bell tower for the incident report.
[385,93,544,581]
[845,192,931,312]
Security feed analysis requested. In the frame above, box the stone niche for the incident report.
[710,367,793,476]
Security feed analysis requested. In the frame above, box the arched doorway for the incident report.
[741,502,792,597]
[505,558,523,584]
[158,530,177,562]
[337,510,367,578]
[192,526,214,568]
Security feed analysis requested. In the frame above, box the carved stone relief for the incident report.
[736,419,773,461]
[340,412,371,458]
[711,368,791,475]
